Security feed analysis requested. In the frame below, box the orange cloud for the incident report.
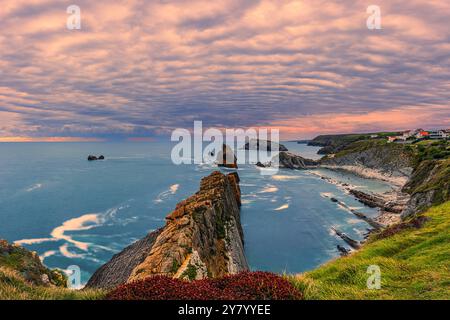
[264,105,450,139]
[0,136,105,142]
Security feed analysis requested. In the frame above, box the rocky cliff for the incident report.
[277,152,318,169]
[401,158,450,217]
[87,171,248,289]
[320,143,414,186]
[0,240,66,287]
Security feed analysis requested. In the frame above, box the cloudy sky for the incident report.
[0,0,449,141]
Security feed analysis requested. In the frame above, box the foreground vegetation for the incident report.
[0,240,104,300]
[2,201,448,300]
[0,267,104,300]
[290,201,450,300]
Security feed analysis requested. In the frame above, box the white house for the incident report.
[429,130,447,139]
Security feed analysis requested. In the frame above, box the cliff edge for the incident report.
[87,171,248,289]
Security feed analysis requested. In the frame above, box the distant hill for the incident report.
[308,132,401,154]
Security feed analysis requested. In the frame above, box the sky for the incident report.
[0,0,449,141]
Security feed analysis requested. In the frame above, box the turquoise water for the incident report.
[0,142,391,283]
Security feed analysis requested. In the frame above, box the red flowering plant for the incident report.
[106,271,302,300]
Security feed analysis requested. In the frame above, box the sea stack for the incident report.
[87,155,105,161]
[216,144,238,169]
[86,171,248,289]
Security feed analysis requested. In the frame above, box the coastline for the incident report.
[319,164,409,187]
[308,167,409,229]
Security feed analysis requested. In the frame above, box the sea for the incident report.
[0,141,393,284]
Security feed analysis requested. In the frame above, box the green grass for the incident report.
[289,201,450,300]
[0,267,105,300]
[403,158,450,206]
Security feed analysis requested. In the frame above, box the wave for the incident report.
[274,204,289,211]
[154,184,180,203]
[59,243,85,258]
[26,183,43,192]
[39,250,57,262]
[50,213,102,251]
[14,204,129,259]
[259,185,278,193]
[271,175,300,181]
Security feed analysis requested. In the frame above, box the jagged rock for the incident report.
[277,152,318,169]
[217,144,238,169]
[320,145,413,186]
[337,245,350,256]
[85,229,162,289]
[349,189,404,214]
[86,171,248,289]
[244,139,288,152]
[255,162,266,168]
[331,228,360,249]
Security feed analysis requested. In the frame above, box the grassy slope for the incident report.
[0,267,104,300]
[290,201,450,300]
[0,240,105,300]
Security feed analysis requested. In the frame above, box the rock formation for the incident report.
[217,144,238,169]
[87,155,105,161]
[0,239,66,287]
[349,190,406,214]
[86,171,248,289]
[320,145,413,186]
[244,139,288,152]
[277,151,318,169]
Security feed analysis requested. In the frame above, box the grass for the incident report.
[0,267,105,300]
[403,158,450,206]
[289,201,450,300]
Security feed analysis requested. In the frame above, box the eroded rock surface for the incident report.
[86,171,248,289]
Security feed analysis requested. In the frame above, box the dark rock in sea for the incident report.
[244,139,288,152]
[330,197,339,203]
[86,171,248,289]
[337,245,350,256]
[349,189,403,214]
[217,144,238,169]
[87,155,105,161]
[255,162,266,168]
[331,227,360,249]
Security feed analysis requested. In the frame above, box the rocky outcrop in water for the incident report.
[244,139,288,152]
[86,171,248,289]
[349,190,405,214]
[277,152,318,169]
[87,155,105,161]
[217,144,238,169]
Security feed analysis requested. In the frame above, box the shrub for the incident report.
[211,271,303,300]
[106,272,302,300]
